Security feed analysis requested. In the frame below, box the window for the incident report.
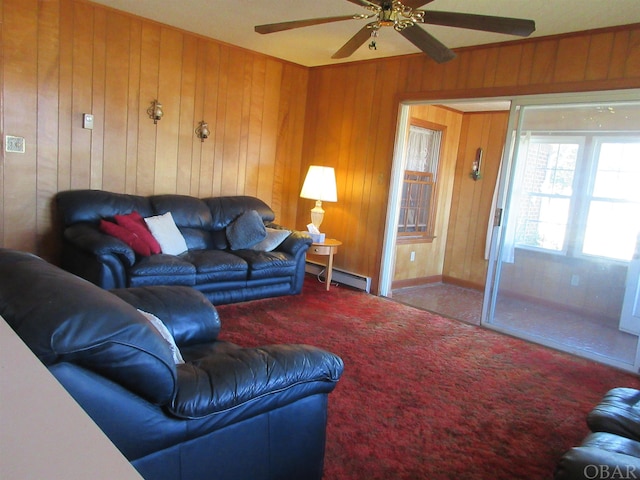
[397,123,442,241]
[582,140,640,261]
[514,134,640,261]
[399,171,434,235]
[515,137,582,253]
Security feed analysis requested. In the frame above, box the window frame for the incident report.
[514,134,585,256]
[397,119,445,244]
[514,132,640,263]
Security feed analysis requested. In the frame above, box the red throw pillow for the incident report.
[99,219,152,256]
[114,211,162,254]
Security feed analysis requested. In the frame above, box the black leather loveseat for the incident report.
[555,388,640,479]
[56,189,312,304]
[0,248,344,480]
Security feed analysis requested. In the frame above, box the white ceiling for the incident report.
[91,0,640,67]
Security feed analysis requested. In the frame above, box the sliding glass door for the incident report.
[484,92,640,372]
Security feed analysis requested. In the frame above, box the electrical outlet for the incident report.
[83,113,94,130]
[410,251,416,262]
[5,135,25,153]
[571,274,580,286]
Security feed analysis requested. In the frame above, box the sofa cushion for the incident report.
[145,212,188,256]
[0,249,177,405]
[150,194,213,228]
[233,250,298,280]
[56,189,154,226]
[205,196,275,230]
[176,228,215,251]
[128,254,196,287]
[100,219,152,256]
[226,210,267,250]
[210,229,228,250]
[555,432,640,480]
[182,250,248,282]
[587,387,640,441]
[110,285,221,346]
[114,211,162,254]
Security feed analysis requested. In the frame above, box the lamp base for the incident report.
[310,200,325,231]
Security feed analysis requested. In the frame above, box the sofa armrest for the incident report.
[110,286,221,346]
[555,445,640,479]
[271,228,313,257]
[64,223,136,266]
[170,343,344,419]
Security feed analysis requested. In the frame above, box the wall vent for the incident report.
[305,261,371,293]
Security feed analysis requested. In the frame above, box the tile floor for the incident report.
[391,282,638,369]
[392,282,483,325]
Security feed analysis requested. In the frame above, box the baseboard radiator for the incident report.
[305,261,371,293]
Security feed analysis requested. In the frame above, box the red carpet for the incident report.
[216,276,640,479]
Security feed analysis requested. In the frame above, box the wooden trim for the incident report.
[392,275,442,290]
[396,236,435,245]
[441,276,485,292]
[398,78,640,104]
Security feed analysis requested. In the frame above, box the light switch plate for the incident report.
[5,135,25,153]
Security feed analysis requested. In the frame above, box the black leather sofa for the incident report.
[555,388,640,479]
[56,189,312,304]
[0,248,344,480]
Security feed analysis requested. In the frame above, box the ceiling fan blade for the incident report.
[345,0,381,6]
[401,0,435,8]
[255,15,361,34]
[422,11,535,37]
[399,25,456,63]
[332,24,374,59]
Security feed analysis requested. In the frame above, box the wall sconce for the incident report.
[147,100,164,124]
[195,121,210,142]
[471,147,483,181]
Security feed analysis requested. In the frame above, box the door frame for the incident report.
[379,96,513,297]
[482,89,640,373]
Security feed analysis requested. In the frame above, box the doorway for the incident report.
[484,93,640,372]
[382,90,640,372]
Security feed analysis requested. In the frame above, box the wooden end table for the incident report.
[309,239,342,291]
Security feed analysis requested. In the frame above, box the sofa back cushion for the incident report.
[0,249,177,405]
[205,196,275,230]
[56,190,154,226]
[150,195,216,250]
[110,285,222,347]
[57,190,278,253]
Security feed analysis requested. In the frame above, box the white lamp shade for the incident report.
[300,166,337,202]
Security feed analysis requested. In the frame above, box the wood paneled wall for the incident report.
[1,0,308,262]
[301,24,640,293]
[2,0,639,293]
[443,111,509,289]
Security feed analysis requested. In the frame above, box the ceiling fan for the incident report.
[255,0,535,64]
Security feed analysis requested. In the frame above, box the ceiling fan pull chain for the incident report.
[368,29,379,50]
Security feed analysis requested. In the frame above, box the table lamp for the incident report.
[299,165,337,231]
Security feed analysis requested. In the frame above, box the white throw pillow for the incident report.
[137,309,185,364]
[144,211,188,255]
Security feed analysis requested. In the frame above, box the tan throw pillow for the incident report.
[144,212,188,256]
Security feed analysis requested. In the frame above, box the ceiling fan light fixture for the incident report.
[255,0,535,63]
